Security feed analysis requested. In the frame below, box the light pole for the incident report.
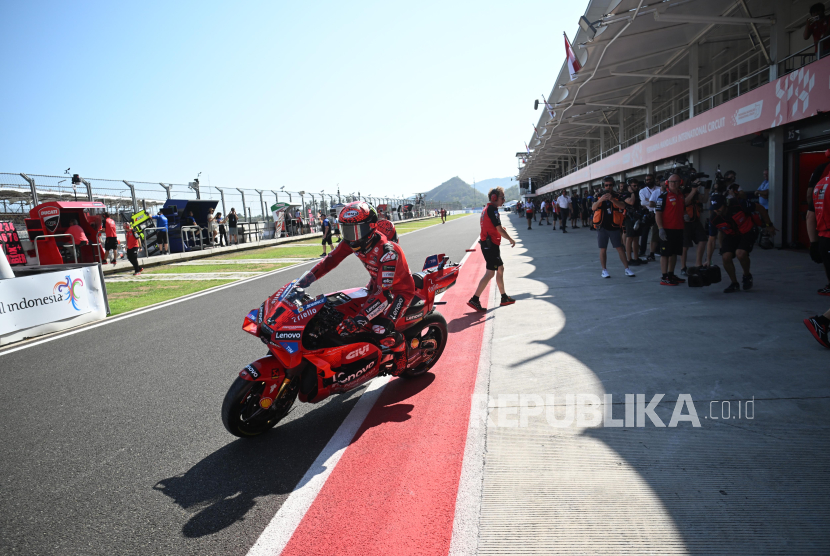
[298,191,306,215]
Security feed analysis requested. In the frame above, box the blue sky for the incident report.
[1,0,586,196]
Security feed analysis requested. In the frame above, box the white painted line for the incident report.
[246,232,478,555]
[449,253,496,556]
[245,375,391,556]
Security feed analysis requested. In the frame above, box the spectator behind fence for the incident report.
[66,218,88,262]
[804,3,830,54]
[216,212,227,246]
[227,208,239,245]
[592,177,634,278]
[207,207,217,246]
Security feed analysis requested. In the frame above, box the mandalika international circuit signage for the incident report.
[0,267,93,335]
[540,55,830,192]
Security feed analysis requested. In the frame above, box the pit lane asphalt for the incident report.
[0,215,479,556]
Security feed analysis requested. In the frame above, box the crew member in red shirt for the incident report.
[467,187,516,311]
[123,222,143,275]
[655,174,697,286]
[102,212,119,266]
[805,158,830,348]
[66,218,88,263]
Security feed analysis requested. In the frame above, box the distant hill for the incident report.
[425,176,518,207]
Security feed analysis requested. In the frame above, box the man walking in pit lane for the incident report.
[468,187,516,311]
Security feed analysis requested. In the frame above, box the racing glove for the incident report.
[336,318,361,336]
[658,228,667,242]
[811,242,823,264]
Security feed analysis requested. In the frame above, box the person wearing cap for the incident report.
[707,193,775,293]
[591,176,635,279]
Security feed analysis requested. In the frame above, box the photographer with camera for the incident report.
[592,177,635,278]
[681,176,709,275]
[655,174,698,286]
[622,178,644,266]
[803,3,830,55]
[708,193,775,293]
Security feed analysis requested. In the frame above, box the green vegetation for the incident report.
[106,280,233,316]
[208,244,325,260]
[145,262,293,274]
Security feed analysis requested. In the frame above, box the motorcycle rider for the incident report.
[298,201,416,355]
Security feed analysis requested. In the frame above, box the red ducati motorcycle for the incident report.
[221,254,460,437]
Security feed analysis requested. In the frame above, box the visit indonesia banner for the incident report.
[0,268,93,335]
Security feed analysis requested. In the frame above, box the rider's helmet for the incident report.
[338,201,378,250]
[375,218,398,243]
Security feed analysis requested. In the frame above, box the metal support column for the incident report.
[123,180,138,213]
[20,173,37,207]
[689,42,699,119]
[236,189,247,222]
[645,81,653,138]
[215,187,227,216]
[600,127,606,158]
[82,179,93,201]
[618,108,624,151]
[159,182,172,200]
[769,127,785,248]
[255,189,267,222]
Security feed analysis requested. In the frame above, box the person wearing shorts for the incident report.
[320,214,333,256]
[467,187,516,311]
[592,177,634,278]
[227,208,239,245]
[655,174,691,286]
[102,212,118,265]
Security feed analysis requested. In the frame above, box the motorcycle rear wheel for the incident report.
[402,311,448,379]
[221,376,299,437]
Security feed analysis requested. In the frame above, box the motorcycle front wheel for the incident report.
[402,311,448,379]
[221,375,300,437]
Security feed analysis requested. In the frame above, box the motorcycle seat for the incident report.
[404,297,425,317]
[411,272,426,290]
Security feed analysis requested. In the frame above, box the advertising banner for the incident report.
[0,267,97,335]
[540,57,830,192]
[0,222,27,265]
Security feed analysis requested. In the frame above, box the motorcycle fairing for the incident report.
[238,354,287,387]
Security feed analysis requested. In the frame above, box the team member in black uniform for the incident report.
[468,187,516,311]
[708,193,775,293]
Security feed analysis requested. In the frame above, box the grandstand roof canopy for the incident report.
[521,0,801,187]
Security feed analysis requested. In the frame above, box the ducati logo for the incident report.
[39,207,60,233]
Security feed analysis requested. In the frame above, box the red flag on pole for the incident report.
[564,33,581,81]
